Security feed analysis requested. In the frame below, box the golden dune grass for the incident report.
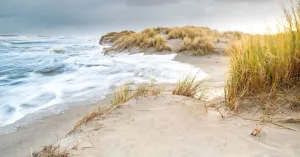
[180,36,215,55]
[32,145,68,157]
[100,30,135,43]
[225,1,300,110]
[167,26,218,39]
[69,82,164,134]
[103,26,245,54]
[114,28,171,52]
[222,31,243,40]
[172,74,207,100]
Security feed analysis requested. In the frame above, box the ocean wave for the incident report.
[35,63,66,75]
[34,58,70,75]
[0,41,12,47]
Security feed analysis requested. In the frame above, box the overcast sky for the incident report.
[0,0,284,35]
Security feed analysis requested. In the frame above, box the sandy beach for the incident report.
[0,54,228,157]
[2,0,300,156]
[61,95,300,157]
[2,54,299,157]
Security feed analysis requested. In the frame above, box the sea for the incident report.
[0,35,207,133]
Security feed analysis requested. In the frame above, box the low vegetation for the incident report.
[180,36,215,55]
[225,1,300,111]
[222,31,243,40]
[113,28,171,52]
[32,145,68,157]
[101,26,244,55]
[100,30,135,44]
[172,74,207,100]
[69,81,164,134]
[167,26,219,39]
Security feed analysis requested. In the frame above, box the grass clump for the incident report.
[172,74,207,100]
[166,26,220,54]
[32,145,68,157]
[167,26,217,40]
[69,82,164,134]
[180,36,215,55]
[100,30,135,44]
[222,31,243,40]
[225,1,300,111]
[114,28,171,52]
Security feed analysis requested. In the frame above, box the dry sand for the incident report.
[61,95,300,157]
[1,54,300,157]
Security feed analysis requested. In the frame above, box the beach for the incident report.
[0,54,228,157]
[1,53,300,157]
[1,0,300,156]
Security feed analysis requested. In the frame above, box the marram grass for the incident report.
[114,28,171,52]
[225,1,300,110]
[172,73,207,100]
[69,82,164,134]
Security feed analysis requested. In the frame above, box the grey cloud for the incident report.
[126,0,181,6]
[0,0,284,35]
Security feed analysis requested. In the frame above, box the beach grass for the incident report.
[32,145,68,157]
[222,31,243,40]
[225,1,300,111]
[167,26,218,39]
[172,74,207,99]
[102,26,246,55]
[114,28,171,52]
[69,82,164,134]
[180,36,215,55]
[100,30,135,43]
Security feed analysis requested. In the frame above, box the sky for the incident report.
[0,0,285,35]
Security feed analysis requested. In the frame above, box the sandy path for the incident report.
[61,95,300,157]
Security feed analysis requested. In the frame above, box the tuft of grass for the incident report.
[114,28,171,52]
[225,1,300,111]
[100,30,135,44]
[172,74,207,99]
[111,83,134,106]
[69,82,164,134]
[32,145,68,157]
[180,36,215,55]
[147,35,172,51]
[167,26,216,40]
[222,31,243,40]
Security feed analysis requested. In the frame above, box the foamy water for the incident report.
[0,36,207,128]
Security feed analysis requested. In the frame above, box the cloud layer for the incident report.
[0,0,283,35]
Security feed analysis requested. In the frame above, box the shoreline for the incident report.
[0,95,114,157]
[0,54,228,157]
